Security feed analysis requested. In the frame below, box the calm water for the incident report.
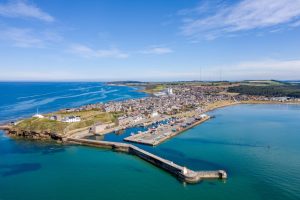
[1,83,300,200]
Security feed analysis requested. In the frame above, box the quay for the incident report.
[66,137,227,184]
[124,115,211,146]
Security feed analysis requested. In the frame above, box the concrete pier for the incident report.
[66,138,227,184]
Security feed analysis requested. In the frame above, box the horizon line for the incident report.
[0,79,299,83]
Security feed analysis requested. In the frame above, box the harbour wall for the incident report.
[66,138,227,184]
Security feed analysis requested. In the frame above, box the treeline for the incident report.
[228,85,300,98]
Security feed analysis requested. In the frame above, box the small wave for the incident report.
[0,90,111,114]
[68,85,104,91]
[63,90,110,98]
[70,95,107,106]
[17,92,58,100]
[0,98,58,113]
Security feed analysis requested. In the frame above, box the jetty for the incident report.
[66,137,227,184]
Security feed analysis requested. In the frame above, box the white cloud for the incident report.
[0,27,43,47]
[141,59,300,81]
[1,58,298,81]
[0,27,62,47]
[141,46,173,55]
[69,44,129,59]
[0,0,54,22]
[181,0,300,40]
[290,19,300,27]
[202,59,300,80]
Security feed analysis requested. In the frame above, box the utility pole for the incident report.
[200,67,202,82]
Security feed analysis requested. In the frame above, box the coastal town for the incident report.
[3,81,299,145]
[0,81,299,184]
[2,0,300,198]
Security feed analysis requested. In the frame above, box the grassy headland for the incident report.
[14,110,123,135]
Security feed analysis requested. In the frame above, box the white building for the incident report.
[199,114,208,119]
[62,116,81,123]
[117,115,144,126]
[32,114,44,119]
[151,111,159,118]
[132,116,144,123]
[32,108,44,118]
[154,91,167,96]
[167,88,173,95]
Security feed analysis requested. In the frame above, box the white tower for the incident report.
[182,167,187,175]
[167,88,173,95]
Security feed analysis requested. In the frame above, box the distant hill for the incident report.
[239,80,288,86]
[228,84,300,98]
[282,80,300,84]
[106,81,147,85]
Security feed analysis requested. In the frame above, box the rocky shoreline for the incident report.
[5,129,63,141]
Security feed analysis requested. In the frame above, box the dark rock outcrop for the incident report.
[7,129,63,141]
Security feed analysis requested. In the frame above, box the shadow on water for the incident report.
[41,145,66,155]
[124,164,146,173]
[0,163,41,177]
[208,182,217,186]
[0,138,67,156]
[157,147,228,172]
[181,138,266,148]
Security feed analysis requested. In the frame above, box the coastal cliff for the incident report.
[6,129,63,141]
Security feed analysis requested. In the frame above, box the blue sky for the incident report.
[0,0,300,81]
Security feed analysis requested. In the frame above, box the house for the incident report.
[116,116,131,126]
[50,115,62,121]
[62,116,81,123]
[132,116,144,123]
[117,115,143,126]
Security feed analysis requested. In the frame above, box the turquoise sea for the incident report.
[1,82,300,200]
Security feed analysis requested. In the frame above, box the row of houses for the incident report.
[50,115,81,123]
[32,113,81,123]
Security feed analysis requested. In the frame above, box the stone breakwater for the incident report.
[66,138,227,184]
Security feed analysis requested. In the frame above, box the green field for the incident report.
[14,110,122,135]
[142,84,166,94]
[15,118,68,133]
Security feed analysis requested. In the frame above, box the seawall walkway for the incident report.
[66,138,227,184]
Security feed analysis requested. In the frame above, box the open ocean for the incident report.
[0,82,300,200]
